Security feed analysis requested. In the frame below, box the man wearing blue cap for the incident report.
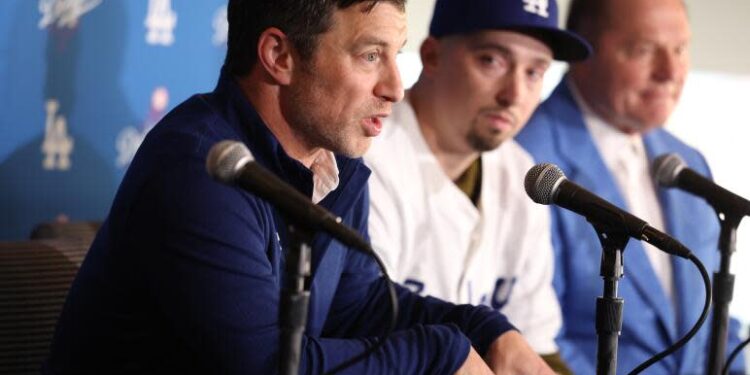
[365,0,590,373]
[517,0,746,373]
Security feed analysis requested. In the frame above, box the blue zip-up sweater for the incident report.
[45,71,516,374]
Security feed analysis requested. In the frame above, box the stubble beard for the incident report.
[284,74,360,157]
[466,123,504,152]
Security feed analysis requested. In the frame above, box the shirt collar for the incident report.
[310,149,340,203]
[567,78,645,168]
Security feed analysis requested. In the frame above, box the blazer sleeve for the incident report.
[499,192,562,355]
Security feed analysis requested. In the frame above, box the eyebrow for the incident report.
[468,42,512,56]
[355,35,408,50]
[469,41,552,67]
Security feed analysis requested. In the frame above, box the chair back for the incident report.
[30,221,101,244]
[0,239,89,374]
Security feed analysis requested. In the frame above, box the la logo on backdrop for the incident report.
[38,0,103,171]
[116,87,171,168]
[118,3,227,167]
[135,0,177,159]
[41,99,74,171]
[38,0,102,29]
[145,0,177,46]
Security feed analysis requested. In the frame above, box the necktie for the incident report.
[616,137,674,302]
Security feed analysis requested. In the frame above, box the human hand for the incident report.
[484,331,556,375]
[454,345,494,375]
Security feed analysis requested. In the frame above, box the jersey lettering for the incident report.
[491,277,517,310]
[403,278,425,294]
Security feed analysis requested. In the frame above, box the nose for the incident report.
[495,68,523,107]
[374,59,404,103]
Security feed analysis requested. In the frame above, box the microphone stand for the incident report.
[706,211,743,375]
[591,222,629,375]
[279,223,313,375]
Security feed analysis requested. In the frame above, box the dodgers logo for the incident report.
[145,0,177,46]
[212,5,228,47]
[522,0,550,18]
[41,99,74,171]
[403,279,425,294]
[38,0,102,29]
[116,87,170,168]
[491,277,517,310]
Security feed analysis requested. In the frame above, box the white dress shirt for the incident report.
[570,83,675,303]
[310,150,339,204]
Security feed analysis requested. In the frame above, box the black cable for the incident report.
[324,247,399,375]
[722,333,750,375]
[628,253,711,375]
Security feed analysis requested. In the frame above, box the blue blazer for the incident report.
[517,80,745,374]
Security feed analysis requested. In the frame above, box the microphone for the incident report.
[525,163,691,258]
[653,153,750,217]
[206,140,372,253]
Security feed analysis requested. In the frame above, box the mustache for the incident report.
[364,102,392,117]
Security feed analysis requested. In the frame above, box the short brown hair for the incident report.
[565,0,610,43]
[225,0,407,77]
[566,0,687,44]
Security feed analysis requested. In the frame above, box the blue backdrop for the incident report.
[0,0,228,239]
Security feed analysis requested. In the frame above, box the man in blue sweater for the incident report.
[45,0,554,373]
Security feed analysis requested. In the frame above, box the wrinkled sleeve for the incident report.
[549,203,597,374]
[364,149,404,278]
[517,111,596,372]
[319,186,517,373]
[135,151,513,374]
[135,153,285,373]
[500,194,562,355]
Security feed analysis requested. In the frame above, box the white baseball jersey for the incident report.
[365,100,561,354]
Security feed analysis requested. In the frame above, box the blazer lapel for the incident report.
[644,131,711,365]
[552,82,679,343]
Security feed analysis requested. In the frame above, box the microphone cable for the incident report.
[628,253,711,375]
[722,328,750,375]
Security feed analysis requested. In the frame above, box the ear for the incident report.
[419,37,441,77]
[256,27,294,85]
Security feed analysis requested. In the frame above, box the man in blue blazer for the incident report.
[517,0,746,373]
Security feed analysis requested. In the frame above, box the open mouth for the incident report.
[362,116,383,137]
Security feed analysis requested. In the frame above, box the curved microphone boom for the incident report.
[524,163,692,259]
[653,154,749,375]
[653,153,750,217]
[206,140,372,254]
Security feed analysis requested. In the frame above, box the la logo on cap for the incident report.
[523,0,550,18]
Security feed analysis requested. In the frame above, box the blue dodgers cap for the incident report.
[429,0,592,61]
